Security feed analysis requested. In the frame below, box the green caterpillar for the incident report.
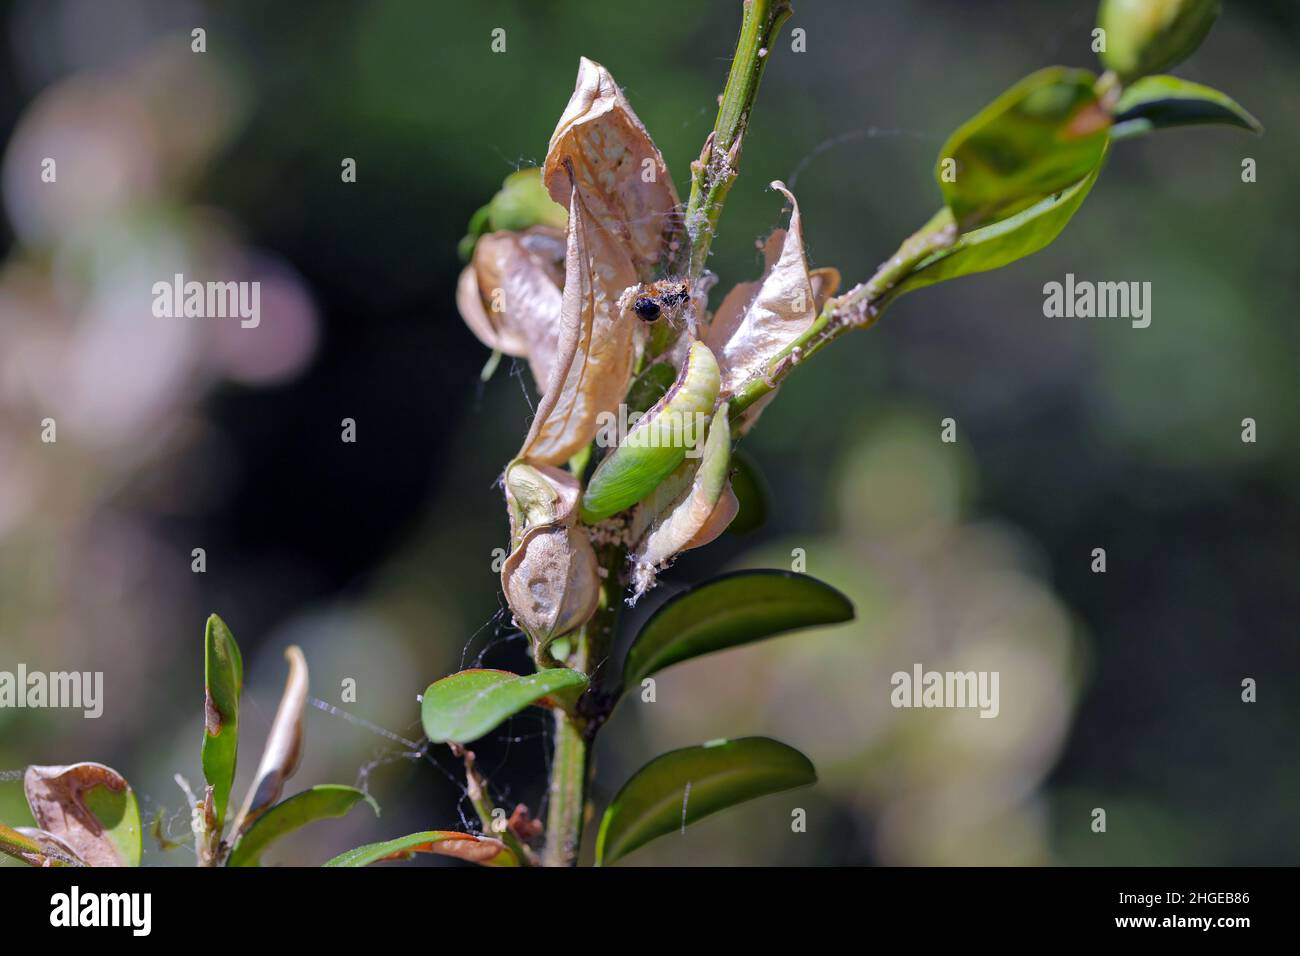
[580,340,721,524]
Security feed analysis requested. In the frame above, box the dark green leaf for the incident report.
[726,449,770,535]
[323,830,518,867]
[201,613,243,829]
[938,67,1110,231]
[888,153,1105,304]
[226,785,377,867]
[1111,75,1262,139]
[596,737,816,866]
[622,570,854,688]
[421,668,588,745]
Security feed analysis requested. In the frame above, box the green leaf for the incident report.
[23,763,142,867]
[1098,0,1220,83]
[460,168,568,260]
[888,152,1106,304]
[622,570,853,689]
[323,831,518,868]
[726,449,770,535]
[486,167,568,233]
[421,668,588,745]
[938,67,1110,231]
[1111,75,1262,139]
[226,785,377,867]
[201,613,243,829]
[596,737,816,866]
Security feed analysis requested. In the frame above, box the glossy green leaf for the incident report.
[888,153,1105,304]
[323,830,518,868]
[1098,0,1219,83]
[726,449,769,535]
[201,613,243,829]
[421,668,588,745]
[1111,75,1262,139]
[596,737,816,866]
[623,570,854,688]
[227,785,377,867]
[938,67,1110,231]
[23,763,141,867]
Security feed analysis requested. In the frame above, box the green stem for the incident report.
[681,0,793,278]
[541,544,623,867]
[543,708,588,867]
[458,745,536,865]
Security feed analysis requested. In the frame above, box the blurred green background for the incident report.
[0,0,1296,866]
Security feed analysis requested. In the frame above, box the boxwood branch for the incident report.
[681,0,793,278]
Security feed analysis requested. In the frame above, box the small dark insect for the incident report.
[633,296,661,321]
[630,279,692,324]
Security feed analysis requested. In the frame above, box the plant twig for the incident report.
[450,743,537,865]
[681,0,793,278]
[540,544,622,866]
[543,707,588,866]
[542,0,793,868]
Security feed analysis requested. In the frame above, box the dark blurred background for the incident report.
[0,0,1296,865]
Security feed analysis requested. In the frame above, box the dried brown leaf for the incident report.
[503,524,600,649]
[457,227,567,390]
[231,645,308,836]
[501,461,599,649]
[705,182,820,395]
[519,182,637,465]
[544,57,679,278]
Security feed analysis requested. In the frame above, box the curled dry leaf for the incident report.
[705,182,822,396]
[809,266,841,311]
[23,763,138,867]
[544,57,679,279]
[457,227,567,391]
[231,645,308,837]
[10,826,85,867]
[505,461,578,544]
[519,182,638,466]
[629,403,735,600]
[501,462,600,652]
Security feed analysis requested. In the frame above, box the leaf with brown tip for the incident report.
[23,763,141,867]
[324,830,518,867]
